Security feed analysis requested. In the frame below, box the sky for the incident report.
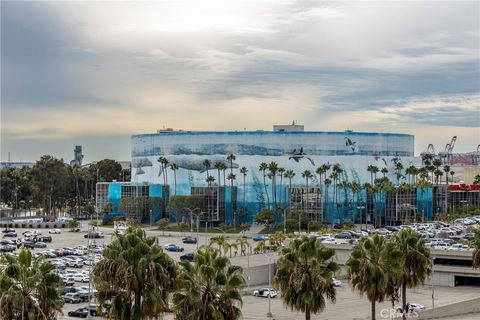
[1,0,479,163]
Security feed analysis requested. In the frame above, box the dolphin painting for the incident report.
[288,147,315,166]
[344,137,356,151]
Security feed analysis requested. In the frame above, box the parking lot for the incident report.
[2,225,480,319]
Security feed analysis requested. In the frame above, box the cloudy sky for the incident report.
[1,0,479,163]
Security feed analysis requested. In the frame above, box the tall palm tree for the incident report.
[206,175,215,187]
[316,164,330,188]
[219,162,228,186]
[302,170,313,215]
[395,162,404,186]
[450,170,455,183]
[158,156,169,185]
[93,228,178,320]
[170,163,179,195]
[367,165,379,185]
[0,249,64,319]
[214,162,223,188]
[346,235,399,320]
[324,178,332,225]
[434,169,443,185]
[268,162,279,211]
[471,227,480,269]
[278,167,285,205]
[227,173,236,228]
[351,181,362,224]
[236,237,249,256]
[284,169,295,205]
[173,247,245,320]
[443,165,450,185]
[331,164,343,222]
[203,159,211,184]
[392,228,432,320]
[259,162,270,208]
[240,166,248,218]
[209,235,228,255]
[274,236,339,320]
[381,167,388,179]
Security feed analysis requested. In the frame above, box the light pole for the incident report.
[267,256,274,318]
[357,205,365,231]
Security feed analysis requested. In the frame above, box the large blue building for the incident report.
[127,125,423,225]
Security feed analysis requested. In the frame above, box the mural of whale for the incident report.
[132,158,153,168]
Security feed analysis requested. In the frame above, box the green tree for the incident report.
[156,217,170,236]
[31,155,69,214]
[239,167,248,215]
[301,170,313,214]
[473,174,480,185]
[68,219,79,231]
[173,247,245,320]
[166,195,205,224]
[96,159,123,182]
[346,235,399,320]
[268,162,279,210]
[254,209,276,228]
[236,237,249,256]
[0,249,63,319]
[274,236,339,320]
[93,228,177,319]
[392,229,432,320]
[209,235,228,255]
[471,227,480,269]
[203,159,211,184]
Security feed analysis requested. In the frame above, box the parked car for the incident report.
[62,287,77,295]
[332,278,342,287]
[253,288,277,298]
[37,235,52,243]
[33,242,47,248]
[180,253,195,261]
[252,235,268,242]
[182,236,198,244]
[84,231,104,239]
[73,274,90,283]
[3,232,17,238]
[2,228,15,233]
[0,244,16,252]
[164,244,184,252]
[68,307,89,318]
[23,241,35,249]
[49,229,62,234]
[63,293,82,303]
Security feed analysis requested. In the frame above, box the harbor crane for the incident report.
[420,144,436,164]
[438,136,457,165]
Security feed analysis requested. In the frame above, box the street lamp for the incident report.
[261,254,275,318]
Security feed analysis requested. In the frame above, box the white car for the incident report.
[253,288,278,298]
[332,278,342,287]
[72,274,90,283]
[49,229,61,234]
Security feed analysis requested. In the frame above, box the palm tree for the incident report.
[219,162,228,186]
[0,249,64,319]
[236,237,249,256]
[274,236,339,320]
[214,162,223,188]
[331,164,343,222]
[209,235,228,255]
[240,166,248,217]
[443,165,450,185]
[259,162,270,208]
[316,164,330,188]
[284,169,295,204]
[381,167,388,178]
[158,156,169,185]
[351,181,362,224]
[227,173,236,228]
[395,162,404,185]
[206,175,215,186]
[434,169,443,185]
[346,235,399,320]
[324,178,332,225]
[392,228,432,320]
[268,162,279,212]
[170,163,179,195]
[471,227,480,269]
[278,167,285,205]
[302,170,313,215]
[450,170,455,183]
[93,228,178,319]
[367,165,379,185]
[173,247,245,320]
[203,159,211,183]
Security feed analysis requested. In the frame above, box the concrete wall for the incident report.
[416,297,480,319]
[244,264,276,288]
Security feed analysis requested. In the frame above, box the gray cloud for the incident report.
[1,0,479,161]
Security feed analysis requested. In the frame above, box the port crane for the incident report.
[438,136,457,165]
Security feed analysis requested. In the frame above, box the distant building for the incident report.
[273,121,304,132]
[70,145,84,166]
